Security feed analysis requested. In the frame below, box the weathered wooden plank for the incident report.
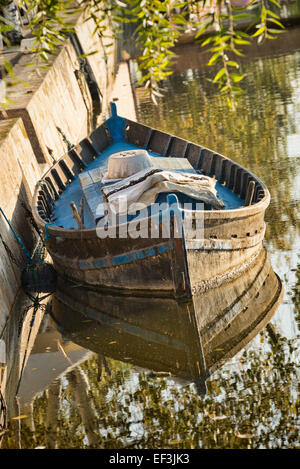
[52,164,69,189]
[45,177,59,199]
[90,123,112,153]
[39,191,52,214]
[167,137,189,158]
[40,183,55,207]
[186,143,202,169]
[59,160,74,182]
[78,171,93,188]
[213,154,225,180]
[37,195,50,217]
[75,138,97,165]
[152,157,194,172]
[241,172,250,200]
[147,130,172,156]
[223,159,232,186]
[234,168,244,195]
[201,149,214,175]
[79,170,104,223]
[228,163,238,190]
[38,208,46,220]
[256,188,265,201]
[245,180,256,206]
[125,120,153,148]
[50,168,65,192]
[61,150,85,175]
[89,167,103,184]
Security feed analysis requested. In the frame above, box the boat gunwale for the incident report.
[32,117,270,238]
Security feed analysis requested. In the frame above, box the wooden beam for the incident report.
[70,202,83,229]
[245,180,256,206]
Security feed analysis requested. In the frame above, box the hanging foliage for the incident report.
[0,0,286,108]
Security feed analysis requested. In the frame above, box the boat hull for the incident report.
[32,110,270,298]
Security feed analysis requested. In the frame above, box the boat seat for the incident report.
[79,157,197,223]
[79,169,105,223]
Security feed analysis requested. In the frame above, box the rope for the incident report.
[32,222,56,265]
[0,235,23,269]
[0,207,32,265]
[0,206,56,273]
[21,202,42,239]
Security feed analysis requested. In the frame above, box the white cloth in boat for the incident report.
[101,167,225,215]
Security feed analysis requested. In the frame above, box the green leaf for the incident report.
[195,21,213,39]
[207,52,222,66]
[213,67,226,83]
[213,35,231,44]
[220,84,229,93]
[232,48,245,57]
[234,38,251,45]
[231,73,245,83]
[265,9,280,19]
[171,15,189,26]
[227,97,233,109]
[252,25,266,37]
[231,85,244,93]
[267,28,286,34]
[226,61,239,68]
[268,18,285,29]
[200,36,215,47]
[233,13,255,20]
[209,45,228,53]
[268,0,281,7]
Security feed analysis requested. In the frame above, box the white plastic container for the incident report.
[106,149,153,179]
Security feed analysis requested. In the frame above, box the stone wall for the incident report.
[0,10,120,327]
[4,11,117,166]
[0,117,41,332]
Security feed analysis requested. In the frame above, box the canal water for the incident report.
[0,27,299,450]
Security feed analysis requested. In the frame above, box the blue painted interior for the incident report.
[53,106,244,229]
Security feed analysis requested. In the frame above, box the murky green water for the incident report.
[135,28,300,339]
[1,27,299,450]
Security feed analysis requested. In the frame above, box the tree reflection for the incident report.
[136,48,300,251]
[1,330,298,449]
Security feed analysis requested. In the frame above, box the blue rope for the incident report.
[0,207,32,265]
[0,208,56,268]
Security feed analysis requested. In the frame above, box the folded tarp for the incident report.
[101,167,225,214]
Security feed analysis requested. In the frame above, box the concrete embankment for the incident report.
[0,10,136,331]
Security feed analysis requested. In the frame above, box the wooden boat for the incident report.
[32,102,270,299]
[51,248,283,394]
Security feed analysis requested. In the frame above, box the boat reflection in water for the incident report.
[51,247,284,395]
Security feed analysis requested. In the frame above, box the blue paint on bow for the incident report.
[106,101,126,143]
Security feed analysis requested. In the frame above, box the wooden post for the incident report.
[80,197,85,228]
[70,202,82,229]
[245,180,255,206]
